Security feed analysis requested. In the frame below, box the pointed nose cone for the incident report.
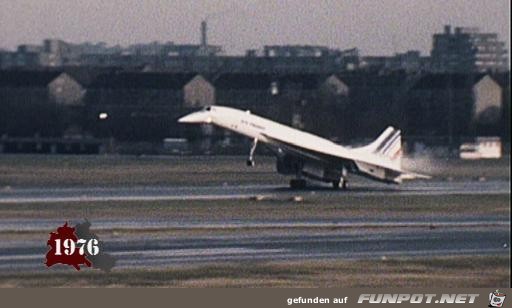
[178,111,212,124]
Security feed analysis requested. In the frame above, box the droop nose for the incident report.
[178,111,212,124]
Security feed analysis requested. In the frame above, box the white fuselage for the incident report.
[208,107,397,166]
[178,106,409,184]
[213,107,343,151]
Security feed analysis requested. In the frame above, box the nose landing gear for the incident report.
[246,138,258,167]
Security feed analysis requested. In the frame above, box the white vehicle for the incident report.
[459,137,502,160]
[179,106,429,189]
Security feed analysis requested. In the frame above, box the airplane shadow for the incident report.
[271,185,400,193]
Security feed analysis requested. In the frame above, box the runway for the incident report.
[0,226,509,272]
[0,179,509,204]
[0,217,509,232]
[0,178,509,274]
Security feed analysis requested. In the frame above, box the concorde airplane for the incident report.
[178,106,429,189]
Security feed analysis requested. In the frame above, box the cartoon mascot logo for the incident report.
[489,290,506,307]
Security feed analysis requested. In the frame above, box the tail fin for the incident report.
[364,126,402,164]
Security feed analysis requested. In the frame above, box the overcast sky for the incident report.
[0,0,509,56]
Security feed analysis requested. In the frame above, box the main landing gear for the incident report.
[331,178,347,190]
[332,167,348,190]
[290,178,307,189]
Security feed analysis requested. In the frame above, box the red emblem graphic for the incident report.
[44,222,92,271]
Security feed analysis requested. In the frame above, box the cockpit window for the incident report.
[203,106,212,111]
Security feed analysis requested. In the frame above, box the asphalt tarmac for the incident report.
[0,179,509,204]
[0,179,509,273]
[0,226,508,272]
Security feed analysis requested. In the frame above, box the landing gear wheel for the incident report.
[290,179,307,189]
[246,159,254,167]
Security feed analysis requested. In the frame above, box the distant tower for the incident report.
[201,20,207,47]
[198,19,221,57]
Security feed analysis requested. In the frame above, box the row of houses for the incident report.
[0,69,509,153]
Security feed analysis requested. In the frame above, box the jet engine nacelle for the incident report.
[277,155,343,183]
[276,155,303,175]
